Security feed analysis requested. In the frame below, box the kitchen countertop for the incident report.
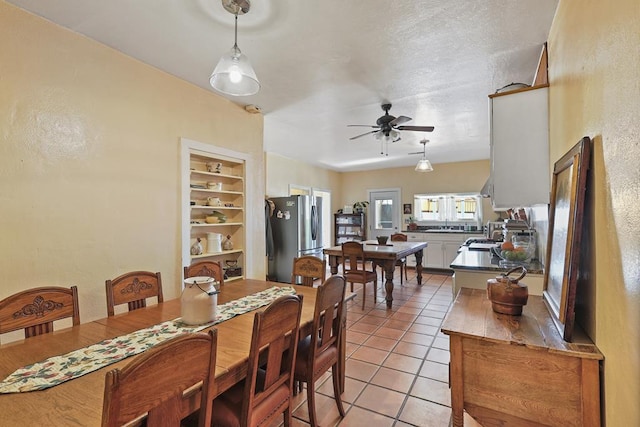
[450,248,544,275]
[405,229,484,234]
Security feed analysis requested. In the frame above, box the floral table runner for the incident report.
[0,286,296,394]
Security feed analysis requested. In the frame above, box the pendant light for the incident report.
[415,139,433,172]
[210,0,260,96]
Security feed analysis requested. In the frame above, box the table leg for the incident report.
[328,255,339,275]
[382,259,395,309]
[414,250,424,286]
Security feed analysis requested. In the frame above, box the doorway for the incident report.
[368,188,401,240]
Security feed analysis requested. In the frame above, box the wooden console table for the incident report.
[441,288,603,427]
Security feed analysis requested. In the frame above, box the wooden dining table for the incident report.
[0,279,341,426]
[323,241,428,308]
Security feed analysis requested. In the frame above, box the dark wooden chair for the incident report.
[105,271,163,317]
[0,286,80,341]
[184,261,225,287]
[101,330,217,427]
[342,241,377,310]
[211,294,303,427]
[291,255,326,287]
[294,275,346,427]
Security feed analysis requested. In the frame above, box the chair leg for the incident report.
[405,263,408,281]
[284,405,292,427]
[307,377,318,427]
[373,279,377,304]
[400,265,404,285]
[331,363,346,417]
[350,282,353,292]
[361,283,366,310]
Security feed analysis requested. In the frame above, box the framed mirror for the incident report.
[543,137,591,341]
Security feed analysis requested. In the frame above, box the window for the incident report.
[413,193,482,225]
[374,199,394,230]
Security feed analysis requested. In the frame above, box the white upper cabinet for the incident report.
[489,85,549,209]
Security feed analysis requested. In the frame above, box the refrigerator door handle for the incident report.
[311,204,318,241]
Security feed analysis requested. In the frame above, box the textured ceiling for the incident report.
[7,0,558,171]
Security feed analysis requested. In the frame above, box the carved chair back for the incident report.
[291,256,326,287]
[105,271,163,317]
[184,261,225,287]
[0,286,80,340]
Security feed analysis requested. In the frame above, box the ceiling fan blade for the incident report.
[349,130,378,140]
[407,151,423,155]
[347,124,380,128]
[396,125,435,132]
[390,115,412,126]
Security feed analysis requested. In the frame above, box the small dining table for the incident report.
[323,241,428,308]
[0,279,337,426]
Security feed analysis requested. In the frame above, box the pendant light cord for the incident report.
[233,14,239,49]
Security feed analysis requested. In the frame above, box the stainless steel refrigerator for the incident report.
[267,195,323,283]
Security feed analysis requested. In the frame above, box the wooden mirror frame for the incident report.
[543,137,591,342]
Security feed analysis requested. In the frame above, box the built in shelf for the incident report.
[190,188,244,195]
[225,276,243,283]
[190,170,244,181]
[191,222,243,227]
[191,249,243,259]
[191,205,243,210]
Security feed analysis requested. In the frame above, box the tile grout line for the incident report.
[339,271,453,426]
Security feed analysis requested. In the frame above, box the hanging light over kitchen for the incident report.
[210,0,260,96]
[414,139,433,172]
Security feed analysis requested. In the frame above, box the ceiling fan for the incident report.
[348,103,435,143]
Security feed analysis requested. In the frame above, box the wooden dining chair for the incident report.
[294,275,346,427]
[105,271,163,317]
[184,261,225,287]
[101,329,217,427]
[290,255,326,286]
[211,294,303,427]
[0,286,80,340]
[341,241,377,310]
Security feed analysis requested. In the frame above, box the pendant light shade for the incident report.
[210,4,260,97]
[414,139,433,172]
[210,44,260,96]
[415,158,433,172]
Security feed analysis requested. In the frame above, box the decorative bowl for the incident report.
[376,236,389,245]
[492,244,534,265]
[205,211,227,224]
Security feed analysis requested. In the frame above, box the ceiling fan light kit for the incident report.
[210,0,260,96]
[348,103,434,156]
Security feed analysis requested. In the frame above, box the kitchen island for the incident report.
[450,249,544,297]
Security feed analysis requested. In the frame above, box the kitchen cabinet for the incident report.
[488,85,549,209]
[184,151,245,282]
[405,232,467,269]
[334,213,366,245]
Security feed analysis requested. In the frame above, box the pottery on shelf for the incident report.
[190,237,203,255]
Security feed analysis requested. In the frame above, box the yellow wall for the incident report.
[265,152,343,201]
[341,159,498,224]
[0,2,265,326]
[549,1,640,425]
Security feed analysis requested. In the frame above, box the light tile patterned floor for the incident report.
[270,269,484,427]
